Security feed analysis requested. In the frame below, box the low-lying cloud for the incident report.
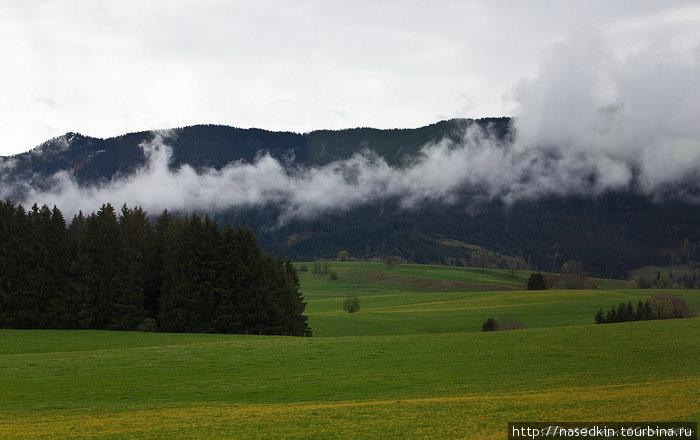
[7,35,700,222]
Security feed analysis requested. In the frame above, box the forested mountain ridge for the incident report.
[1,117,698,279]
[2,118,503,185]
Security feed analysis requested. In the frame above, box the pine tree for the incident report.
[42,206,72,328]
[110,205,150,330]
[8,204,37,328]
[158,214,194,332]
[527,272,547,290]
[595,307,605,324]
[482,317,499,331]
[214,223,244,333]
[0,201,18,327]
[73,204,121,329]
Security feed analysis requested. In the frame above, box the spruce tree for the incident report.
[526,272,547,290]
[73,204,121,329]
[110,205,150,330]
[42,206,72,328]
[214,223,244,333]
[595,308,605,324]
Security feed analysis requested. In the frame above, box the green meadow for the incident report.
[1,263,698,439]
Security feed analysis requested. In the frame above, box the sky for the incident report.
[1,0,699,156]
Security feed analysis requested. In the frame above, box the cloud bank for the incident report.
[7,35,700,222]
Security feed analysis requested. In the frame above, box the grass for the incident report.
[299,262,698,336]
[1,262,698,439]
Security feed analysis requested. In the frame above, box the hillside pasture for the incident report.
[0,262,698,438]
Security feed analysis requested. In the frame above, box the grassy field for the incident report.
[1,262,698,439]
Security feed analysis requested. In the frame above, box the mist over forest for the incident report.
[1,35,698,278]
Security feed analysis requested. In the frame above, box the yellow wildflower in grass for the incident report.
[2,377,697,439]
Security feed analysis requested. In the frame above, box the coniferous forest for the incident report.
[0,201,310,336]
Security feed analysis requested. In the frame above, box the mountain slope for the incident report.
[1,117,698,278]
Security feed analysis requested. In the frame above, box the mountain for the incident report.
[1,118,698,278]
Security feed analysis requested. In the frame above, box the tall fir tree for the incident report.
[73,204,121,329]
[110,205,150,330]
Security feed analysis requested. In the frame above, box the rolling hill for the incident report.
[1,263,698,438]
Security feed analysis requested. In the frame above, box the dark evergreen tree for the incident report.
[641,300,652,320]
[158,213,196,332]
[73,204,121,329]
[110,205,150,330]
[279,260,310,336]
[0,201,311,335]
[605,305,617,323]
[0,201,20,327]
[42,206,72,328]
[6,204,35,328]
[146,209,174,320]
[213,223,244,333]
[482,317,499,331]
[595,308,605,324]
[526,272,547,290]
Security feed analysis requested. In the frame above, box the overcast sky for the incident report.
[1,0,699,156]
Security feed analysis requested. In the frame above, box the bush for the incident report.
[299,264,308,272]
[137,318,160,332]
[313,259,330,274]
[481,317,499,331]
[329,271,339,280]
[383,255,403,269]
[527,272,547,290]
[342,294,360,313]
[336,250,350,261]
[649,292,696,319]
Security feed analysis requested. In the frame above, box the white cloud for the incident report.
[2,1,699,155]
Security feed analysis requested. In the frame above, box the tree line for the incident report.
[595,292,696,324]
[0,201,310,336]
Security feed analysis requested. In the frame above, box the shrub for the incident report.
[313,259,330,274]
[329,271,339,280]
[383,255,403,269]
[299,264,308,272]
[137,318,160,332]
[336,250,350,261]
[649,292,696,319]
[526,272,547,290]
[342,294,360,313]
[481,317,499,331]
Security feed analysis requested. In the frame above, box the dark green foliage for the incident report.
[312,259,330,275]
[342,294,360,313]
[0,201,310,336]
[595,293,695,324]
[637,276,650,289]
[481,317,499,332]
[471,250,490,269]
[383,255,403,269]
[527,272,547,290]
[649,292,697,319]
[595,308,605,324]
[336,250,350,262]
